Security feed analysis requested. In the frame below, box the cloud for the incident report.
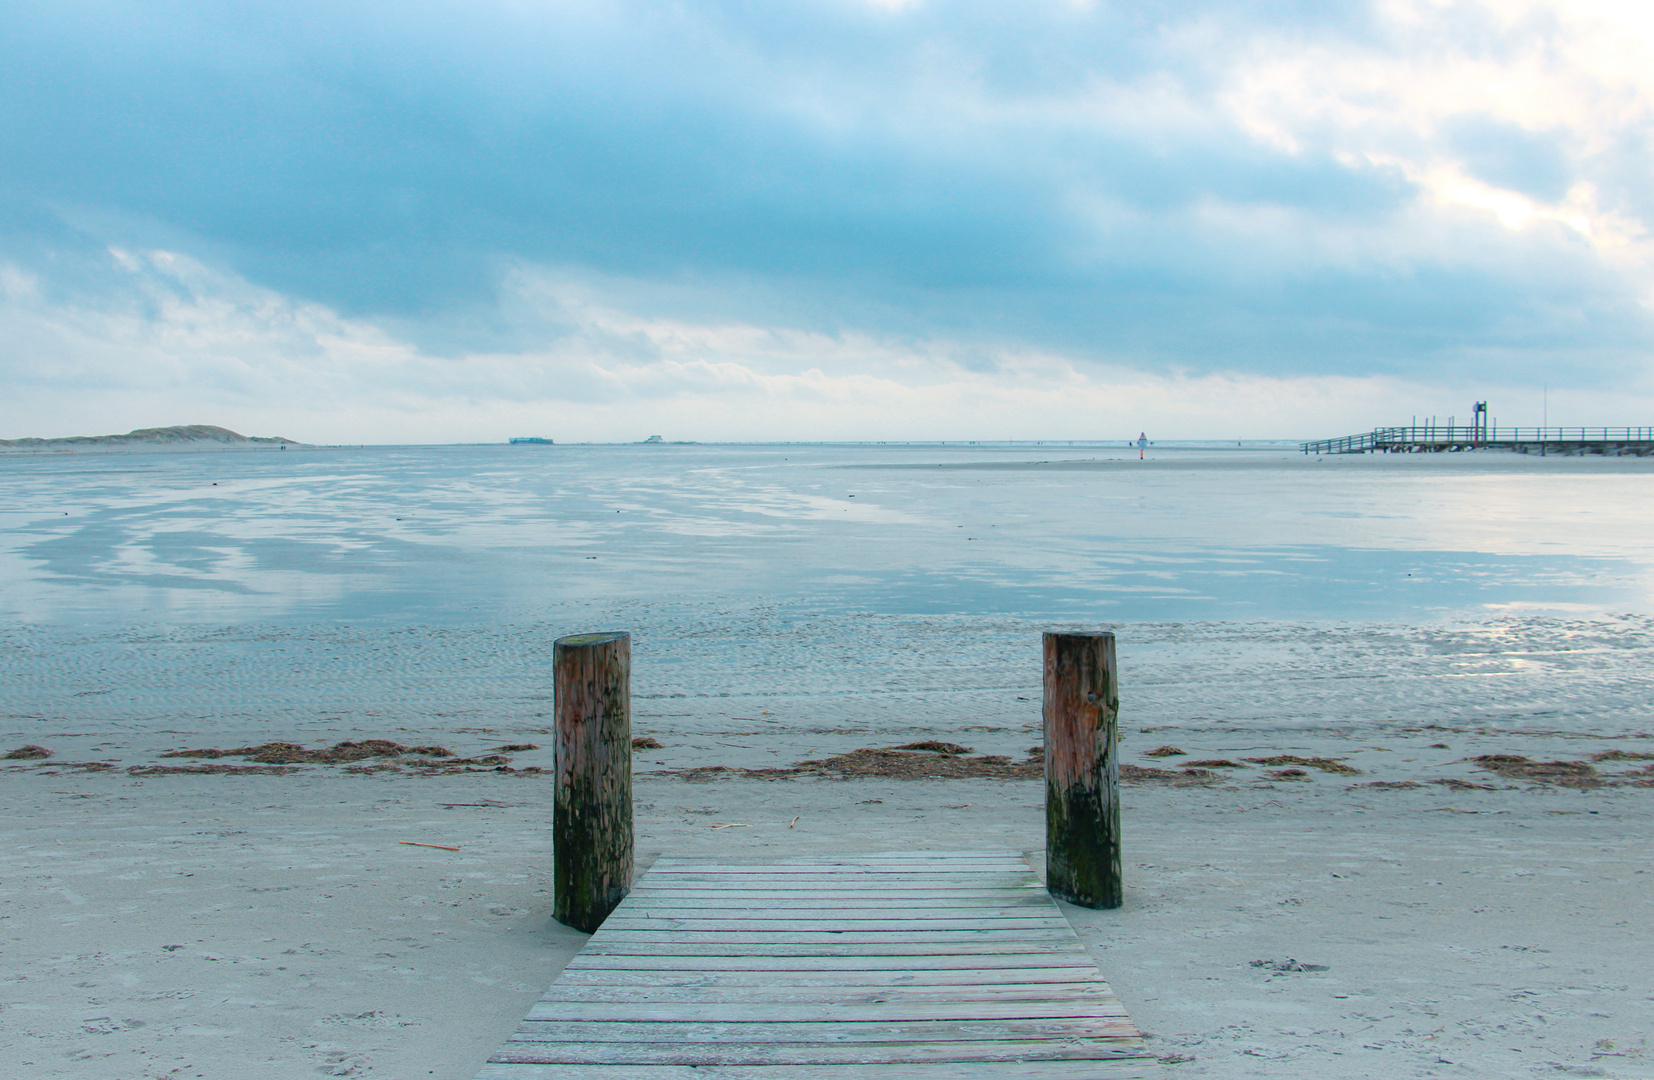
[1,0,1652,438]
[4,244,1648,443]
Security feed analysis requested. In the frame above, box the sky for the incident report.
[3,0,1654,443]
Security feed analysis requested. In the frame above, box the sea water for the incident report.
[4,442,1653,762]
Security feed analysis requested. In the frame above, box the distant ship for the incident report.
[641,435,664,443]
[509,437,554,445]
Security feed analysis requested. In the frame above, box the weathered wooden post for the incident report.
[553,631,633,933]
[1043,630,1121,909]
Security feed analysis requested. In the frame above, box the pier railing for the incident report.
[1302,425,1654,455]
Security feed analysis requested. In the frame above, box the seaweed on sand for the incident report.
[794,746,1039,779]
[162,737,459,760]
[890,741,974,755]
[1472,755,1602,788]
[1119,764,1218,785]
[152,740,528,774]
[663,745,1234,784]
[665,743,1042,782]
[1245,755,1361,775]
[672,765,808,783]
[162,740,454,764]
[128,763,303,776]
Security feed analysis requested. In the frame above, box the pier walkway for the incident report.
[1301,424,1654,455]
[475,850,1157,1079]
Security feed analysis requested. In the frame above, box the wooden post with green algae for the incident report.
[553,631,633,933]
[1043,630,1122,909]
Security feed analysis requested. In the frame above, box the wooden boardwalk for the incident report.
[476,851,1158,1079]
[1302,424,1654,456]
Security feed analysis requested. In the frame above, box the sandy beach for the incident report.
[4,761,1650,1079]
[3,444,1653,1078]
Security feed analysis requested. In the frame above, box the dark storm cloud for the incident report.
[1,0,1650,384]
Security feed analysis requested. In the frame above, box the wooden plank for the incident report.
[535,979,1118,998]
[645,860,1032,866]
[562,952,1097,971]
[650,852,1020,861]
[508,1017,1139,1043]
[626,886,1045,898]
[571,942,1094,960]
[584,930,1078,946]
[610,910,1057,919]
[489,1040,1149,1066]
[600,918,1070,932]
[573,944,1093,960]
[644,859,1033,868]
[478,1061,1162,1079]
[615,896,1054,910]
[635,874,1039,886]
[617,903,1065,914]
[623,889,1042,902]
[542,979,1111,998]
[523,1000,1131,1023]
[645,863,1033,874]
[617,897,1054,909]
[615,893,1051,899]
[610,909,1053,920]
[633,872,1039,879]
[631,873,1032,879]
[475,850,1156,1079]
[554,966,1108,986]
[626,885,1043,893]
[624,885,1041,893]
[607,904,1064,916]
[534,983,1127,1005]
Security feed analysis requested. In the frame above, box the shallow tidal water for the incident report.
[4,442,1654,762]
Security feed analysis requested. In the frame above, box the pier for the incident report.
[1301,424,1654,456]
[475,851,1156,1079]
[483,630,1142,1077]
